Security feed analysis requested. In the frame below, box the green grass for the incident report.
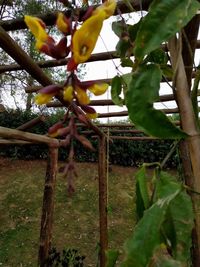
[0,158,137,266]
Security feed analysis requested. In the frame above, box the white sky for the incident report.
[83,14,175,122]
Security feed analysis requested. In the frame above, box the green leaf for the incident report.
[116,39,132,58]
[154,172,194,263]
[134,0,200,60]
[121,187,181,267]
[144,48,168,65]
[121,58,133,68]
[168,191,194,263]
[106,249,119,267]
[160,64,174,79]
[111,76,124,106]
[128,20,141,42]
[126,64,187,139]
[135,166,150,219]
[122,73,132,88]
[156,172,194,262]
[112,20,126,38]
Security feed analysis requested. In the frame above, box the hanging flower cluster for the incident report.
[24,0,116,194]
[24,0,116,119]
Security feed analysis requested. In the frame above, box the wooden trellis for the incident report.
[0,0,200,266]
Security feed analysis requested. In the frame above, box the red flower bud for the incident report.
[39,84,62,95]
[48,38,70,59]
[48,121,63,136]
[81,6,94,21]
[81,105,96,114]
[67,57,78,72]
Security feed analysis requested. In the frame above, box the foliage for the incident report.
[111,0,200,139]
[109,0,199,266]
[45,247,85,266]
[0,109,179,167]
[120,166,194,267]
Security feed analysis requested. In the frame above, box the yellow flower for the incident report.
[75,87,90,105]
[72,10,106,64]
[86,112,98,119]
[56,12,70,34]
[24,15,49,43]
[63,85,74,102]
[94,0,116,19]
[35,93,54,105]
[88,83,109,96]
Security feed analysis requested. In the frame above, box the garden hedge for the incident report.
[0,109,178,167]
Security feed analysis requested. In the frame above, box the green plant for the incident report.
[45,247,85,267]
[109,0,200,266]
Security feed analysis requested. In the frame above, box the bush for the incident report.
[0,109,178,167]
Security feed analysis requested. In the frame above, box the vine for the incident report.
[24,0,116,193]
[23,0,200,266]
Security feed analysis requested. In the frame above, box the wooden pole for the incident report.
[0,0,151,32]
[0,126,59,145]
[17,115,46,131]
[168,36,200,266]
[98,136,108,267]
[38,145,58,266]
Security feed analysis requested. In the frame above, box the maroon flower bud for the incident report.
[80,105,96,114]
[78,80,95,90]
[81,6,94,21]
[48,121,63,137]
[67,57,78,72]
[57,126,70,136]
[75,134,95,151]
[39,84,62,95]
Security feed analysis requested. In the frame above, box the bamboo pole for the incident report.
[97,108,178,118]
[0,139,33,145]
[38,145,58,266]
[0,0,151,31]
[17,115,46,131]
[168,36,200,266]
[46,94,177,108]
[98,136,108,267]
[180,15,200,267]
[76,121,181,128]
[0,26,54,86]
[0,126,59,145]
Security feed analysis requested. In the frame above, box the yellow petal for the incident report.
[75,87,90,105]
[48,131,59,138]
[35,93,53,105]
[72,10,106,64]
[63,85,74,102]
[94,0,116,19]
[24,15,49,43]
[86,112,98,119]
[56,12,69,34]
[88,83,109,96]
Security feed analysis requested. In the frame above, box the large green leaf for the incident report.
[135,166,150,220]
[134,0,200,60]
[126,64,187,139]
[155,172,194,264]
[121,186,181,267]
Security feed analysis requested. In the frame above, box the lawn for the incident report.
[0,158,137,266]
